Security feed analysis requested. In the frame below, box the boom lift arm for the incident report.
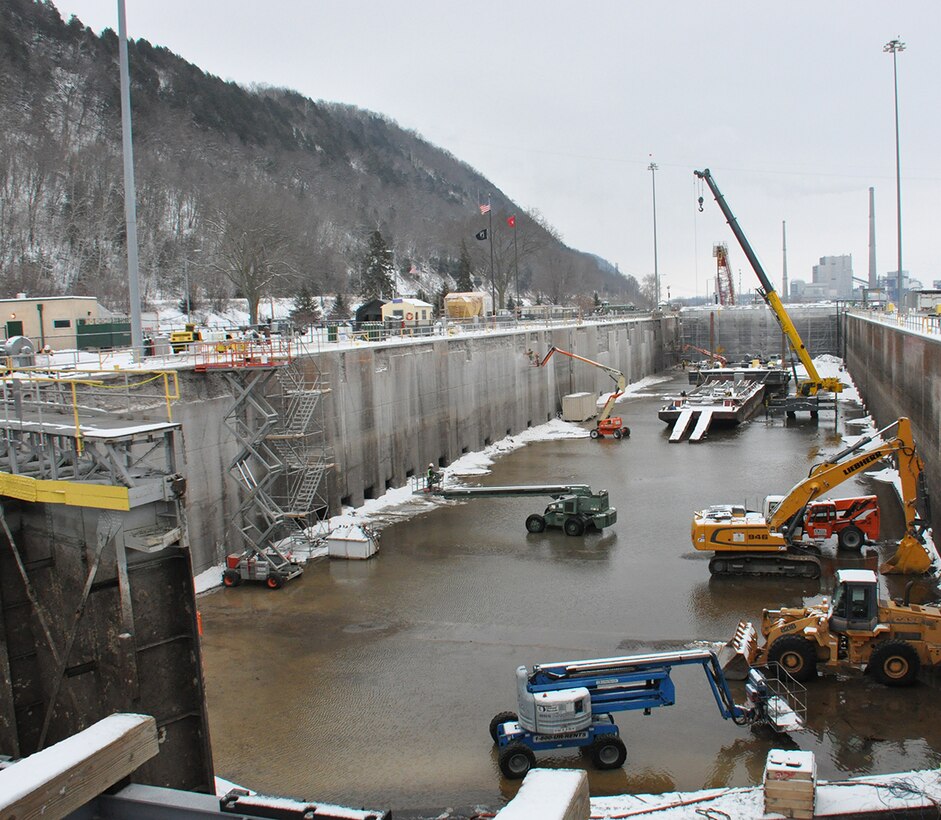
[538,346,629,438]
[490,648,804,778]
[694,168,842,397]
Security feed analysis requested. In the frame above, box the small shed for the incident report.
[561,392,597,422]
[354,299,386,328]
[381,297,434,326]
[0,295,105,351]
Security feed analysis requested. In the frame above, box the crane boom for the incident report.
[694,168,842,397]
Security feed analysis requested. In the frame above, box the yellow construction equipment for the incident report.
[721,568,941,686]
[692,417,933,577]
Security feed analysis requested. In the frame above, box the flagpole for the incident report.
[487,193,495,323]
[513,216,519,311]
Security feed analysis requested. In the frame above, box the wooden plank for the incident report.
[0,713,158,820]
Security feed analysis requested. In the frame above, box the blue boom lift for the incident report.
[489,648,804,778]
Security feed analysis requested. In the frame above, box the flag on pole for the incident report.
[479,203,491,215]
[475,228,488,240]
[507,215,516,228]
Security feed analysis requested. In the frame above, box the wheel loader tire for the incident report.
[590,429,600,439]
[869,641,920,686]
[767,635,817,682]
[613,428,622,439]
[489,711,518,743]
[590,734,627,770]
[222,569,241,587]
[498,741,535,779]
[563,517,585,537]
[838,525,865,551]
[525,514,546,533]
[266,572,284,590]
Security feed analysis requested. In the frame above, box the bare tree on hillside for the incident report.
[206,195,296,325]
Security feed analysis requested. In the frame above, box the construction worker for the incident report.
[427,463,439,489]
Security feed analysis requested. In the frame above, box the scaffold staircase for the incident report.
[217,342,331,577]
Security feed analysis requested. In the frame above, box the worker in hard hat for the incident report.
[427,463,439,490]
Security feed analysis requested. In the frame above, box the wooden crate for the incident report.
[764,749,816,819]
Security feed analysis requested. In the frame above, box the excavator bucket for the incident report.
[718,621,760,681]
[880,535,933,575]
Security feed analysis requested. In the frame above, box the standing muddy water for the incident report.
[198,369,941,814]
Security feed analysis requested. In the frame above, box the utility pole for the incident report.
[487,193,495,320]
[648,162,660,307]
[118,0,142,358]
[884,37,905,308]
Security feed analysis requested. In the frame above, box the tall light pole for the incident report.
[648,161,660,307]
[884,37,905,308]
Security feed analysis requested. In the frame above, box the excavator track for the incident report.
[708,552,821,579]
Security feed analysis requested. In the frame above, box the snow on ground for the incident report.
[600,374,672,403]
[589,768,941,818]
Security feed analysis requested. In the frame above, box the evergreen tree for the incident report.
[360,230,395,300]
[330,293,351,320]
[290,283,322,329]
[456,240,473,291]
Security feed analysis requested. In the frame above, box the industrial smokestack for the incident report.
[868,187,877,289]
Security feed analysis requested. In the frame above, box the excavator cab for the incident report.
[827,569,879,634]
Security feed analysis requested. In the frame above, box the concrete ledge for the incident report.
[496,768,589,820]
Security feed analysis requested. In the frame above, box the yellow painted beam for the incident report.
[0,472,130,511]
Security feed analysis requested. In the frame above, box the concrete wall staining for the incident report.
[844,313,941,534]
[680,305,839,360]
[307,317,676,513]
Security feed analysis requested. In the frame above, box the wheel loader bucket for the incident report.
[718,621,759,681]
[880,536,933,575]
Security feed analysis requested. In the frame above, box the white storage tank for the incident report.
[561,392,597,422]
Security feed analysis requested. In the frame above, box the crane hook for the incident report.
[698,196,704,213]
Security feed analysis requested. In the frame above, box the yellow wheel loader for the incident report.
[691,417,934,577]
[721,568,941,687]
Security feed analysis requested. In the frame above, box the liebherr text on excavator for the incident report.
[692,417,933,577]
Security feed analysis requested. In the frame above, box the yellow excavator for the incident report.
[695,168,843,410]
[537,346,629,439]
[692,417,933,577]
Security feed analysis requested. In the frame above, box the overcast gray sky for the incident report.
[53,1,940,299]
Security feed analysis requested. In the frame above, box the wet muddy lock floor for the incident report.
[198,369,941,814]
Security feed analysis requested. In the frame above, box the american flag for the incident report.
[479,203,491,215]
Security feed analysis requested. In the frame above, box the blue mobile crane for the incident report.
[489,648,804,779]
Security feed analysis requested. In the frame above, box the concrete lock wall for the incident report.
[844,313,941,535]
[311,317,677,513]
[680,304,839,360]
[174,316,677,572]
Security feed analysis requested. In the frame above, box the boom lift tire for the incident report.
[525,514,546,533]
[590,734,627,770]
[563,517,586,537]
[613,429,622,439]
[499,741,536,779]
[767,635,817,683]
[266,572,284,590]
[590,429,600,439]
[222,569,241,587]
[489,711,518,743]
[837,525,865,551]
[868,641,920,686]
